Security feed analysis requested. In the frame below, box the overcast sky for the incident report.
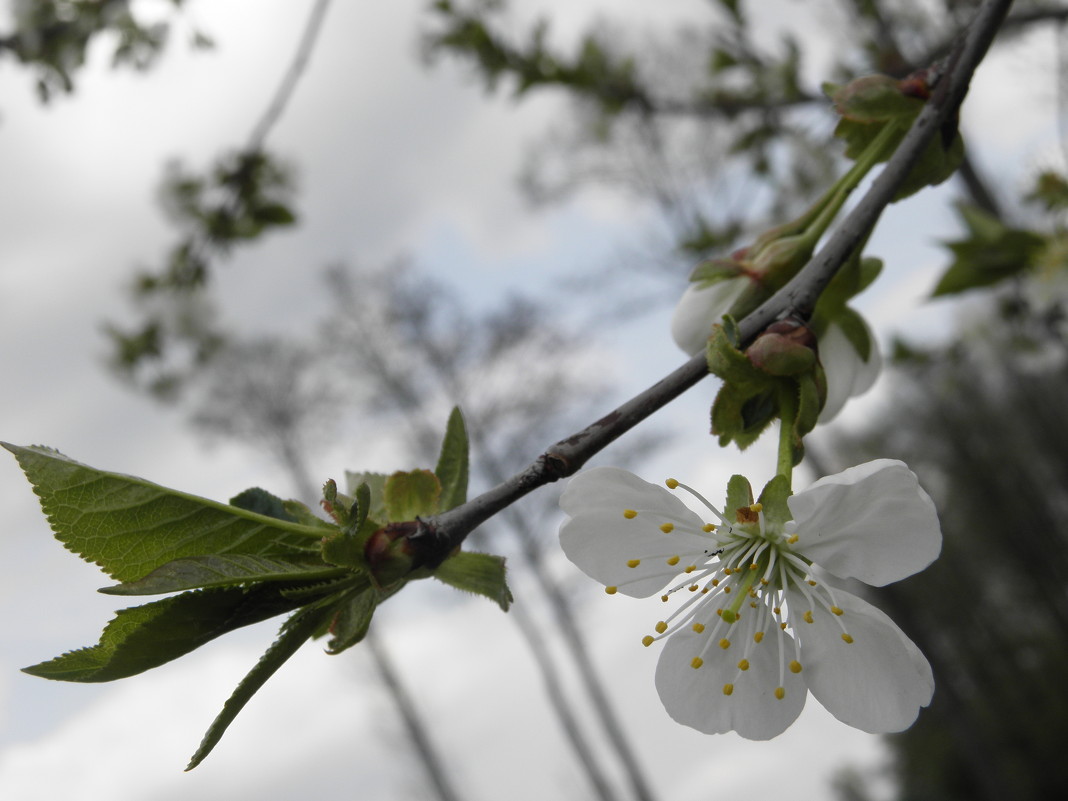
[0,2,1061,800]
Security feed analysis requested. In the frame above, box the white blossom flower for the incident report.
[671,282,882,421]
[559,460,941,739]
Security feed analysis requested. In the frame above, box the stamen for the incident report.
[660,523,675,533]
[668,480,734,528]
[605,586,617,595]
[723,684,734,695]
[627,559,640,568]
[623,509,638,519]
[691,657,704,669]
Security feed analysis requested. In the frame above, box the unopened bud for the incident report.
[746,318,818,376]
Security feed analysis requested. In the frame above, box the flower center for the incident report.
[611,478,853,701]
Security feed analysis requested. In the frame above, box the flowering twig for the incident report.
[418,0,1015,563]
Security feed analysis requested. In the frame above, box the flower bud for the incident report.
[745,318,818,376]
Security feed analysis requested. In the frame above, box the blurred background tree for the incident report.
[4,1,1068,799]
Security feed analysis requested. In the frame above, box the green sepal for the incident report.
[22,585,308,683]
[99,554,348,596]
[796,370,825,445]
[186,606,332,771]
[384,469,442,521]
[3,444,323,582]
[432,551,513,612]
[688,257,746,286]
[434,407,470,511]
[725,474,754,517]
[756,474,793,530]
[324,587,378,654]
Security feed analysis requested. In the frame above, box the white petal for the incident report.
[786,459,941,586]
[793,588,934,733]
[655,606,806,739]
[818,320,883,422]
[560,467,712,597]
[670,280,748,356]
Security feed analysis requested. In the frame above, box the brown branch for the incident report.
[413,0,1016,563]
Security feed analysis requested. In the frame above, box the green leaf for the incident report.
[324,588,378,654]
[229,487,293,520]
[186,606,331,770]
[3,444,324,582]
[383,469,442,521]
[23,586,307,683]
[434,407,470,511]
[344,471,389,521]
[100,554,348,596]
[433,551,512,611]
[350,482,371,533]
[827,75,924,123]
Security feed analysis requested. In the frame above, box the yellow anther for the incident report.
[642,635,654,647]
[831,606,844,616]
[685,565,696,573]
[807,579,817,586]
[759,578,769,585]
[803,610,814,624]
[716,609,723,617]
[789,660,803,673]
[780,622,787,630]
[702,523,716,533]
[754,631,765,643]
[749,503,762,512]
[626,559,641,568]
[737,659,750,671]
[724,567,733,575]
[774,687,785,700]
[666,555,680,566]
[666,478,679,489]
[691,657,704,669]
[723,683,734,696]
[719,638,731,650]
[749,601,757,608]
[773,606,781,614]
[787,534,799,544]
[841,633,854,644]
[659,523,675,533]
[711,578,720,586]
[749,563,759,570]
[660,594,669,603]
[689,584,698,592]
[692,623,705,633]
[605,586,618,595]
[701,587,709,594]
[723,586,732,594]
[655,621,667,634]
[623,509,637,519]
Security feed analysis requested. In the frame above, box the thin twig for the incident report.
[247,0,332,149]
[416,0,1016,561]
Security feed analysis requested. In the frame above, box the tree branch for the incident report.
[416,0,1016,562]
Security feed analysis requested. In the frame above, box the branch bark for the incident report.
[417,0,1016,561]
